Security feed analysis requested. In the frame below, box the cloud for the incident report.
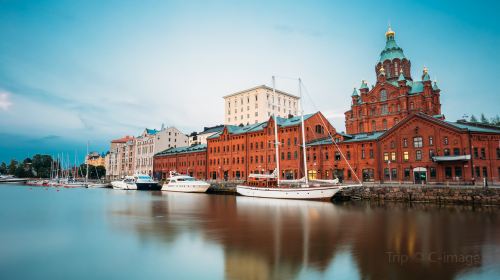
[0,92,13,111]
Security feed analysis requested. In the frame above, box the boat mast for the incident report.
[272,76,280,186]
[299,78,309,184]
[86,141,89,183]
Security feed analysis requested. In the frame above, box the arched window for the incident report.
[315,125,324,134]
[394,117,399,124]
[371,120,376,131]
[410,102,414,110]
[380,90,387,101]
[382,119,388,130]
[359,122,364,133]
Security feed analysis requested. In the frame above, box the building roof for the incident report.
[146,128,159,135]
[111,136,134,143]
[447,121,500,134]
[342,131,385,143]
[198,125,225,135]
[155,144,207,157]
[208,113,316,139]
[223,84,299,99]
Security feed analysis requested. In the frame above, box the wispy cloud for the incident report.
[0,91,13,111]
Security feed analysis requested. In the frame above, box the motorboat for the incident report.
[162,171,210,193]
[111,174,161,191]
[0,175,28,184]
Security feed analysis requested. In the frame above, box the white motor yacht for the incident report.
[0,175,28,183]
[112,174,160,191]
[162,171,210,193]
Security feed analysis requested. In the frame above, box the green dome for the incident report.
[379,31,406,62]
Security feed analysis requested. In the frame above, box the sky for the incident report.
[0,0,499,163]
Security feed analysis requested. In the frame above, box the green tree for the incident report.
[491,115,500,126]
[31,154,53,178]
[8,159,18,175]
[469,114,478,123]
[0,162,6,174]
[480,113,489,124]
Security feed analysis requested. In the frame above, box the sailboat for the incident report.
[236,77,362,201]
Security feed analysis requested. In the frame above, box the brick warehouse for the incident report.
[154,27,500,185]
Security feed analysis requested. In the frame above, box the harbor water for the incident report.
[0,184,499,279]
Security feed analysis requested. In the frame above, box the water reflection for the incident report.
[108,192,500,280]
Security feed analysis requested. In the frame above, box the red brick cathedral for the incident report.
[154,28,500,185]
[345,26,442,134]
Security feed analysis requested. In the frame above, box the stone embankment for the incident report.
[336,185,500,205]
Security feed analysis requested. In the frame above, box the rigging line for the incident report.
[300,82,363,185]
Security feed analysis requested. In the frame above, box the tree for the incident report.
[469,114,478,123]
[78,164,106,180]
[480,113,489,124]
[31,154,53,178]
[8,159,18,175]
[491,115,500,126]
[0,162,6,174]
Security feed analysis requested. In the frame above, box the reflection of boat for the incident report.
[161,171,210,193]
[0,175,28,183]
[237,77,360,201]
[87,182,110,188]
[112,174,160,190]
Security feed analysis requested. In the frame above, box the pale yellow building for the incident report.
[85,152,105,167]
[223,85,299,126]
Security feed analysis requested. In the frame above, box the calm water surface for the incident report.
[0,184,499,280]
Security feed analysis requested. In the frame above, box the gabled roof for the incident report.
[111,136,134,143]
[447,121,500,134]
[208,113,316,139]
[155,144,207,157]
[146,128,159,135]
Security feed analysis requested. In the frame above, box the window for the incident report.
[369,149,374,159]
[430,167,436,178]
[403,138,408,148]
[380,90,387,101]
[453,148,460,156]
[445,167,452,179]
[391,152,396,161]
[381,105,388,115]
[361,150,365,159]
[315,125,324,134]
[444,149,450,156]
[416,150,422,161]
[455,167,462,178]
[403,151,409,161]
[390,141,395,149]
[497,148,500,159]
[444,137,449,145]
[429,149,435,159]
[382,119,388,130]
[371,120,376,131]
[429,136,433,146]
[413,137,423,148]
[384,168,390,179]
[481,148,486,159]
[475,166,480,177]
[394,117,399,124]
[474,147,478,158]
[404,168,410,179]
[483,167,488,178]
[334,152,341,161]
[391,168,397,179]
[346,151,351,160]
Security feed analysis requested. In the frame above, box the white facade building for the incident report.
[135,126,188,175]
[223,85,299,126]
[106,136,135,180]
[188,125,224,146]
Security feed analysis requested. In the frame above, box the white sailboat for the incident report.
[236,77,361,201]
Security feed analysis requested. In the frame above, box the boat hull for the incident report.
[0,178,29,183]
[136,182,162,191]
[236,185,341,200]
[162,183,210,193]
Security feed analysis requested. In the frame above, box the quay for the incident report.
[206,181,500,205]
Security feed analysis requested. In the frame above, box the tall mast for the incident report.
[299,78,309,184]
[86,141,89,183]
[272,76,280,186]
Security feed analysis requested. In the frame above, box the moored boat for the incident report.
[112,174,160,191]
[161,171,210,193]
[0,175,28,183]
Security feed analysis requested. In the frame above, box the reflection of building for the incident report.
[224,85,299,126]
[85,152,105,167]
[109,193,493,279]
[153,27,500,185]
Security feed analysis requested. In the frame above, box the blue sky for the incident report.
[0,0,499,163]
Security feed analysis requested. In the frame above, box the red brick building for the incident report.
[154,27,500,185]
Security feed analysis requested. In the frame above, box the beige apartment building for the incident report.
[188,125,224,146]
[106,135,135,180]
[135,126,188,175]
[223,85,299,126]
